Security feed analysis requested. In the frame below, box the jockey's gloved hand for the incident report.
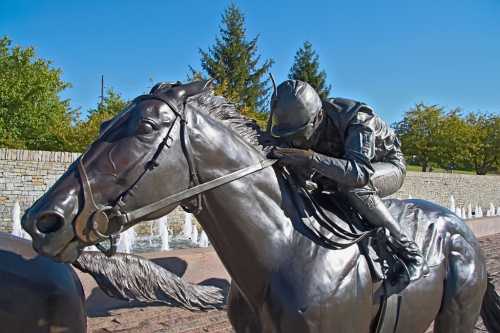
[268,147,314,168]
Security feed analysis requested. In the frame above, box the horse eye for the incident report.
[137,121,155,135]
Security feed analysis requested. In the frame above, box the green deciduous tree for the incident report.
[0,36,74,151]
[394,103,499,175]
[432,109,470,170]
[393,103,446,172]
[288,41,331,100]
[463,113,499,175]
[191,4,273,127]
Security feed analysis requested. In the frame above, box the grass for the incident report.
[407,164,477,175]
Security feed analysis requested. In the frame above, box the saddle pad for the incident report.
[282,170,444,284]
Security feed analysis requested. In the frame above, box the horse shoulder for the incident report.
[268,245,364,307]
[262,244,373,332]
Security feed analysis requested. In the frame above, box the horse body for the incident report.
[213,190,480,332]
[182,105,484,332]
[21,82,497,332]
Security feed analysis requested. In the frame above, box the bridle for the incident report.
[73,92,276,256]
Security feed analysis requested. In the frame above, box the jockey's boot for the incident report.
[386,232,429,281]
[345,189,428,281]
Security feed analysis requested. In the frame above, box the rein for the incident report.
[73,93,276,256]
[113,159,276,225]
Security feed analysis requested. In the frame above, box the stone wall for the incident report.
[391,171,500,208]
[0,148,499,233]
[0,148,188,233]
[0,149,78,232]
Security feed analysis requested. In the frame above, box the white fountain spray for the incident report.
[497,207,500,216]
[468,204,473,219]
[11,201,30,240]
[449,195,455,212]
[462,207,466,219]
[476,205,483,218]
[116,226,136,253]
[191,224,199,245]
[455,207,462,218]
[489,203,495,216]
[199,231,210,248]
[183,213,193,239]
[159,215,170,251]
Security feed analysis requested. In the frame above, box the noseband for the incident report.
[73,93,276,256]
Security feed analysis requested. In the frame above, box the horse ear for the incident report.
[150,80,214,107]
[171,80,214,100]
[149,82,181,95]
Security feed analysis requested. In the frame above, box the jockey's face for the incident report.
[286,110,324,149]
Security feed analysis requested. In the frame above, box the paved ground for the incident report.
[84,234,500,333]
[474,233,500,333]
[81,248,233,333]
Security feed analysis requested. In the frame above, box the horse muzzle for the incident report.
[22,200,81,262]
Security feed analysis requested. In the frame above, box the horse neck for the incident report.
[189,111,291,305]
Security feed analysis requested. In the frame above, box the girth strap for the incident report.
[376,288,402,333]
[114,159,277,225]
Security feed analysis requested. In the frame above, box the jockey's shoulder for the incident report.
[323,97,376,126]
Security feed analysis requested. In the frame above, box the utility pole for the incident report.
[99,75,104,110]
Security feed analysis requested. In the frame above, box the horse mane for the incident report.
[186,90,274,153]
[149,81,273,153]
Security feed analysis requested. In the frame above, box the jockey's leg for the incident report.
[341,162,428,281]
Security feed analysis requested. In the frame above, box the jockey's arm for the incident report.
[311,123,375,188]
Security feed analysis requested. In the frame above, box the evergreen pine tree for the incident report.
[192,4,273,124]
[288,41,331,99]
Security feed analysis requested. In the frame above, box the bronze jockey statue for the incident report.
[268,79,428,281]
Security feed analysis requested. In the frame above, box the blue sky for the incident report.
[1,0,499,123]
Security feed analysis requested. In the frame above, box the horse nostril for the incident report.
[36,213,65,234]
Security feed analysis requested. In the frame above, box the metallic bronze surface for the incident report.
[0,232,86,332]
[23,81,500,332]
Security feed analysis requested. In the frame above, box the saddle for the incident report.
[283,170,408,286]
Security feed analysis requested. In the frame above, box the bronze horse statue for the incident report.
[0,232,86,332]
[22,81,500,332]
[0,232,222,332]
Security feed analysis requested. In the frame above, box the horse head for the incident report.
[22,80,214,262]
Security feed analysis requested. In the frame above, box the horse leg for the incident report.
[227,283,262,333]
[434,234,487,333]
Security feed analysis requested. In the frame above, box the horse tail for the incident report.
[480,274,500,332]
[73,252,225,311]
